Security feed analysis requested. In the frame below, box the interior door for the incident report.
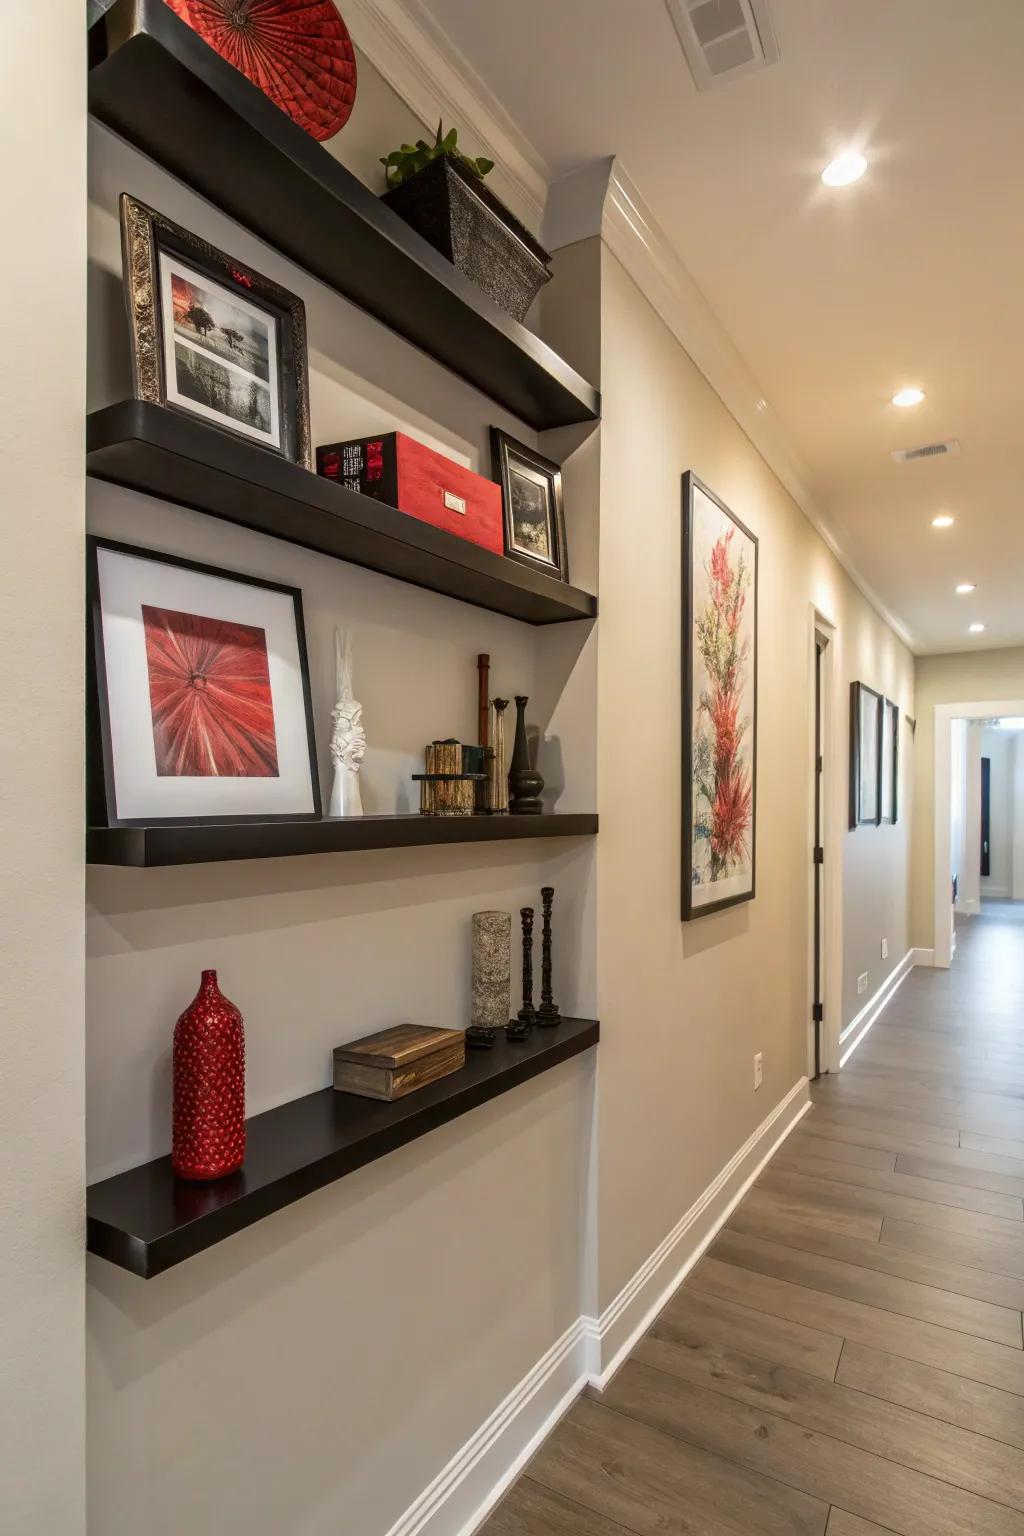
[981,755,991,878]
[812,640,824,1078]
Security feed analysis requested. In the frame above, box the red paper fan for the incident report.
[165,0,357,141]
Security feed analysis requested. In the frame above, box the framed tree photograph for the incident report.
[88,538,321,827]
[682,473,758,920]
[490,428,569,581]
[119,194,311,466]
[880,697,899,823]
[850,681,883,827]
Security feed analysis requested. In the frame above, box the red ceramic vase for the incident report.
[164,0,357,141]
[172,970,246,1181]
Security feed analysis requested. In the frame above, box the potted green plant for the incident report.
[380,122,551,324]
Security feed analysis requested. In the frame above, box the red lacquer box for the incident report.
[317,432,503,555]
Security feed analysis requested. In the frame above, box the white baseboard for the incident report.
[839,949,914,1066]
[911,947,935,967]
[391,1076,810,1536]
[586,1075,811,1388]
[385,1317,592,1536]
[982,887,1010,899]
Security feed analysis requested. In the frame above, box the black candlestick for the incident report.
[536,886,561,1026]
[508,695,544,814]
[507,906,537,1040]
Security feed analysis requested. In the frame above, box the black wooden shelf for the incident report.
[88,1017,599,1277]
[88,0,600,431]
[87,404,598,626]
[88,812,599,868]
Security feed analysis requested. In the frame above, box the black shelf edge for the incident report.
[87,812,599,867]
[87,403,598,626]
[87,1018,599,1276]
[88,0,600,432]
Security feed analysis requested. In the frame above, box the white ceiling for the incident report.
[409,0,1024,654]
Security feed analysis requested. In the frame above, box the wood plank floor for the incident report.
[481,903,1024,1536]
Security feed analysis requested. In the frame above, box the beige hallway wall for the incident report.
[0,5,87,1531]
[595,244,914,1311]
[912,647,1024,949]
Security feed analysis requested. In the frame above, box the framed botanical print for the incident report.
[682,473,758,920]
[87,538,321,827]
[880,698,899,823]
[850,682,883,827]
[490,428,569,581]
[119,194,311,466]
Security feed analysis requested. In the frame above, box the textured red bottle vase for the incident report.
[172,970,246,1181]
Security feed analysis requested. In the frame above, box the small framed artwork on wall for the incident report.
[881,698,899,823]
[119,193,312,466]
[682,473,758,920]
[87,538,321,827]
[490,429,569,582]
[850,681,883,827]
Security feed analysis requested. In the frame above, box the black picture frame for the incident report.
[849,681,884,828]
[87,536,321,829]
[881,698,900,824]
[119,193,312,467]
[490,428,569,582]
[682,472,759,921]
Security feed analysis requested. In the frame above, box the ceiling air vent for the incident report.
[891,439,962,464]
[666,0,780,91]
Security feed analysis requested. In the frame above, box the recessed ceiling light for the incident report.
[931,515,955,528]
[821,151,867,187]
[892,387,925,408]
[969,623,986,634]
[955,583,976,594]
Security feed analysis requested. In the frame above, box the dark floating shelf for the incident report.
[88,811,599,868]
[87,404,598,626]
[88,0,600,432]
[88,1017,599,1277]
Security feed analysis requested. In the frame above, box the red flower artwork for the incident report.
[694,527,752,883]
[142,605,279,778]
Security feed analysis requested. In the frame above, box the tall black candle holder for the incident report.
[507,906,537,1040]
[536,886,561,1026]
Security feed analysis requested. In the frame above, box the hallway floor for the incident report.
[482,904,1024,1535]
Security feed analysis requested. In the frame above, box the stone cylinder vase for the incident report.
[471,911,512,1031]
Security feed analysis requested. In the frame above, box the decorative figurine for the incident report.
[508,695,544,814]
[329,628,365,816]
[172,970,245,1181]
[488,697,510,814]
[508,906,537,1039]
[537,886,562,1026]
[470,910,511,1050]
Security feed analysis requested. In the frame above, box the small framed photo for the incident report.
[490,428,569,581]
[119,193,311,466]
[880,698,899,823]
[88,538,321,827]
[850,682,883,827]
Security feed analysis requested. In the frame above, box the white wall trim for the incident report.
[388,1075,810,1536]
[839,949,915,1067]
[588,1074,810,1388]
[982,886,1011,899]
[544,159,915,652]
[384,1316,591,1536]
[911,947,935,967]
[342,0,549,226]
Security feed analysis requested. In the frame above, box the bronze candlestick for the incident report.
[507,906,537,1040]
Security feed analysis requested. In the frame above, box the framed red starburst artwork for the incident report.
[681,473,758,920]
[88,539,321,825]
[163,0,357,142]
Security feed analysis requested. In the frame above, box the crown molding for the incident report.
[341,0,549,228]
[544,157,916,651]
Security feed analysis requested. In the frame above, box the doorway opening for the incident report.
[808,611,839,1076]
[932,698,1024,967]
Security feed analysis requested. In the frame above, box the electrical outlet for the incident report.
[857,972,869,995]
[754,1052,763,1090]
[881,938,889,960]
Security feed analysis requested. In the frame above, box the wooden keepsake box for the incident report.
[332,1024,466,1102]
[316,432,504,555]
